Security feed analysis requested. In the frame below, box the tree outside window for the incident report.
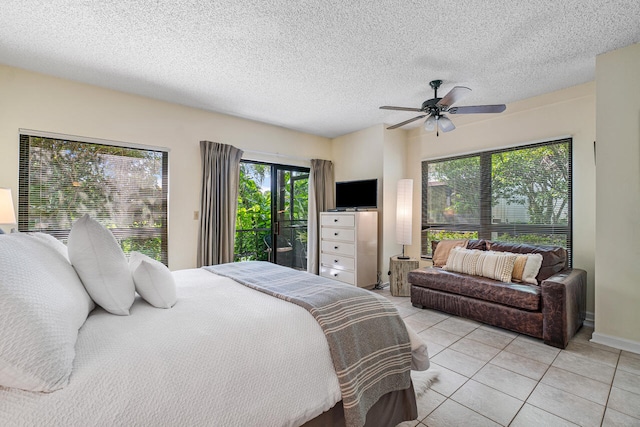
[422,139,571,262]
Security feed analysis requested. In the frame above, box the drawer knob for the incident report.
[333,273,338,277]
[334,219,338,222]
[334,232,338,236]
[334,246,339,250]
[334,259,339,263]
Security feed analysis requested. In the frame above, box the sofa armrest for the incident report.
[541,269,587,348]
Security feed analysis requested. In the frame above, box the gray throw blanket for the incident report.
[205,261,412,427]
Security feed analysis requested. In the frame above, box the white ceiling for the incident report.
[1,1,639,138]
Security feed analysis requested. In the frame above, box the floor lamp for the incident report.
[0,188,17,234]
[396,179,412,259]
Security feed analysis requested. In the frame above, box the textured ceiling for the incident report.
[1,1,639,138]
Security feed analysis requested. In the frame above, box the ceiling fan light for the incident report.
[424,115,437,131]
[438,116,455,132]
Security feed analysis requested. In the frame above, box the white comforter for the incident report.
[0,269,342,427]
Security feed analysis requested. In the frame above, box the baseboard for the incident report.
[591,331,640,354]
[583,311,595,329]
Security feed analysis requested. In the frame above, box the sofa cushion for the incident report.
[475,251,518,282]
[443,247,482,275]
[409,268,541,311]
[467,239,488,251]
[487,242,567,281]
[431,239,488,257]
[511,253,544,285]
[433,240,469,267]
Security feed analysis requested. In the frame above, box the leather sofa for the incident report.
[408,240,586,348]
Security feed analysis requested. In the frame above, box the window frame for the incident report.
[422,138,573,264]
[18,132,169,265]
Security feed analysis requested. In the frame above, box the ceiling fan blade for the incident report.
[448,104,507,114]
[436,86,471,109]
[380,105,424,112]
[386,115,427,129]
[438,116,456,132]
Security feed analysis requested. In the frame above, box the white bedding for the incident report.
[0,269,342,426]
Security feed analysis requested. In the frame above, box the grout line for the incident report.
[599,351,622,426]
[378,289,634,427]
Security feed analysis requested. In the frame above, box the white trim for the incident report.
[584,311,595,328]
[19,129,170,153]
[242,149,311,162]
[421,134,573,162]
[591,332,640,354]
[241,149,312,167]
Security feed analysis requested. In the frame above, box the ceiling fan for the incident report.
[380,80,506,135]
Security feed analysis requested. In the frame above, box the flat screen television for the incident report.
[335,179,378,210]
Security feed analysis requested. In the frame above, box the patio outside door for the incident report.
[235,161,309,270]
[271,165,309,270]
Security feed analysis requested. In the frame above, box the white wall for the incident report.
[594,42,640,350]
[405,82,597,315]
[0,64,332,270]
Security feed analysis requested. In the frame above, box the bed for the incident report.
[0,223,431,427]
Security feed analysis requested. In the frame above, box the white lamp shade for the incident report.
[396,179,413,246]
[424,115,436,131]
[438,116,455,132]
[0,188,17,225]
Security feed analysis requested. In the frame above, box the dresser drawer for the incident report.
[321,227,355,242]
[321,253,355,271]
[321,267,356,285]
[321,240,355,256]
[321,214,355,228]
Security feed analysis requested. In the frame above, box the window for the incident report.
[19,133,168,264]
[422,138,572,263]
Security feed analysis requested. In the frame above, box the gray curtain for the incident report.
[307,159,335,274]
[197,141,244,267]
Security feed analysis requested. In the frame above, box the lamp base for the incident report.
[397,244,411,260]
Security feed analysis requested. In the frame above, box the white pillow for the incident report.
[0,232,94,392]
[521,253,544,284]
[67,214,135,315]
[129,251,177,309]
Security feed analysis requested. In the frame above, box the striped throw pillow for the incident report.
[444,247,482,275]
[475,251,518,282]
[511,253,544,284]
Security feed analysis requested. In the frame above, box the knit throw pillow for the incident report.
[443,247,482,275]
[475,251,518,282]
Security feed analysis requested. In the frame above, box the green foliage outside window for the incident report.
[19,136,167,264]
[235,163,271,261]
[422,139,572,261]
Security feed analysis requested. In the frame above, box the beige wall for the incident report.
[594,42,640,349]
[331,125,385,278]
[382,128,409,278]
[330,125,411,281]
[0,65,331,270]
[404,82,597,315]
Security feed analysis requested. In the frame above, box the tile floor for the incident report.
[371,288,640,427]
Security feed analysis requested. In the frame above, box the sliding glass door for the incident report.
[235,161,309,270]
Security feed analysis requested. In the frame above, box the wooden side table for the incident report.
[389,256,419,297]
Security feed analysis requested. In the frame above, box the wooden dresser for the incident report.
[319,211,378,289]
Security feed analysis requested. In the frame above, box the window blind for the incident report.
[422,138,572,265]
[18,134,168,265]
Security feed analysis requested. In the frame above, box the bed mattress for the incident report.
[0,268,342,426]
